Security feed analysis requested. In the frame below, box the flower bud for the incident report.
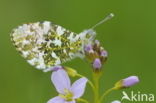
[94,40,100,46]
[101,50,108,57]
[84,44,99,61]
[84,44,93,52]
[93,40,100,51]
[64,67,78,77]
[123,76,139,87]
[114,76,139,89]
[100,50,108,63]
[93,58,102,70]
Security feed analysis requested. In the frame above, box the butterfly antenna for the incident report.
[91,13,114,29]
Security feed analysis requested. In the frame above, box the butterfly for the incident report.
[10,13,114,72]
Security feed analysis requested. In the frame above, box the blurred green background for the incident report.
[0,0,156,103]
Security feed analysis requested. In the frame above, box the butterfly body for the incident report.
[11,21,96,71]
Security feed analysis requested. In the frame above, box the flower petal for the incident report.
[47,96,64,103]
[71,77,88,98]
[123,76,139,87]
[111,100,121,103]
[65,100,75,103]
[52,69,71,94]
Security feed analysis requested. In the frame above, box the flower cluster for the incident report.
[47,36,140,103]
[46,39,140,103]
[84,40,108,71]
[47,66,139,103]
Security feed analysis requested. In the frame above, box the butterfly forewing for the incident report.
[11,21,84,71]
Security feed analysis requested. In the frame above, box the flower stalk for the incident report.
[93,72,101,103]
[77,98,89,103]
[99,87,116,103]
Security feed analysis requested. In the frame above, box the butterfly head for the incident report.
[79,29,96,45]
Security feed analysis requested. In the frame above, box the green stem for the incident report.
[93,73,101,103]
[77,98,89,103]
[99,87,115,103]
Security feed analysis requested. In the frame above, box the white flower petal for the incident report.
[47,96,64,103]
[71,77,88,98]
[52,69,71,94]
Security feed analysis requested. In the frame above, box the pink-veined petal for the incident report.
[71,77,88,99]
[52,69,71,94]
[65,100,75,103]
[47,96,65,103]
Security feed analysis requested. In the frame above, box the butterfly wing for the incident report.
[11,21,84,71]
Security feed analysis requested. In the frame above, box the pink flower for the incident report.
[123,76,139,87]
[93,58,102,69]
[47,69,88,103]
[84,44,93,52]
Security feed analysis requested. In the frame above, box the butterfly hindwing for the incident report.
[11,21,84,71]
